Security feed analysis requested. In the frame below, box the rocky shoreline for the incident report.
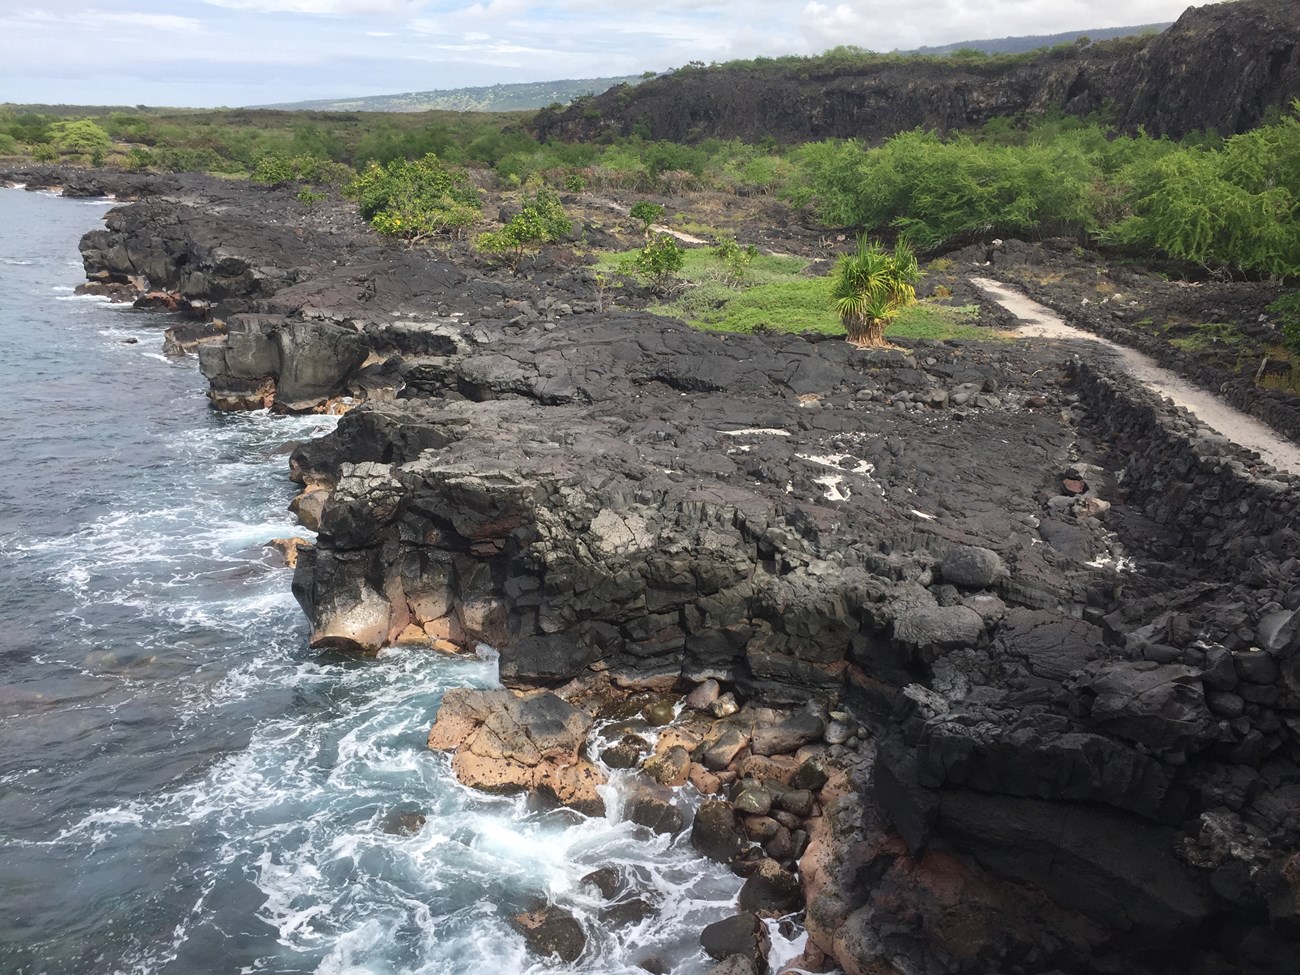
[13,168,1300,974]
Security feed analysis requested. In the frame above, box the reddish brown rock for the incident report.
[428,688,607,815]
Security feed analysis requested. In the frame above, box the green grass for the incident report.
[1166,322,1249,353]
[595,245,808,284]
[597,244,1002,340]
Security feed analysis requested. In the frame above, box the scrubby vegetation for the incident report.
[787,107,1300,278]
[476,181,572,269]
[346,153,481,240]
[3,89,1296,350]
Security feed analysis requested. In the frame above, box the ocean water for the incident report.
[0,188,760,975]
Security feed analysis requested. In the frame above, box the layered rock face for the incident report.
[535,0,1300,144]
[68,175,1300,973]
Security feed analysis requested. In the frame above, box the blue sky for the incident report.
[0,0,1199,108]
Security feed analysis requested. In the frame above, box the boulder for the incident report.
[700,912,769,966]
[685,678,722,710]
[893,605,983,658]
[939,545,1006,589]
[750,712,825,756]
[513,905,585,962]
[738,858,802,915]
[643,745,691,786]
[705,956,758,975]
[428,689,607,815]
[691,800,743,862]
[623,779,686,835]
[703,729,751,771]
[1077,661,1215,755]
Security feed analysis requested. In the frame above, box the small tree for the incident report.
[623,233,685,293]
[712,235,758,284]
[52,119,111,158]
[476,183,572,270]
[830,237,920,347]
[630,199,666,235]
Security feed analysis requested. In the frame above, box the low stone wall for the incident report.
[1067,358,1299,569]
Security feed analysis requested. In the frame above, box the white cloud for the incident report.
[201,0,423,14]
[1,0,1198,107]
[100,12,205,32]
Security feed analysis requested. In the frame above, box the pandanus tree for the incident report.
[830,237,921,347]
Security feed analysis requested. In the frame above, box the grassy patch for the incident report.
[595,245,807,284]
[597,245,1003,341]
[1165,322,1249,353]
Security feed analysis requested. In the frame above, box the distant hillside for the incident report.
[260,75,649,113]
[911,23,1170,56]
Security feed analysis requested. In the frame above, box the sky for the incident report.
[0,0,1203,108]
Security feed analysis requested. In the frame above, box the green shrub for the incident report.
[630,200,666,233]
[52,119,112,157]
[124,146,153,172]
[347,153,481,240]
[476,182,572,269]
[624,233,685,291]
[253,151,353,186]
[1107,113,1300,276]
[712,235,758,282]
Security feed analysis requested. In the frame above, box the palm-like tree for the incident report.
[830,237,921,347]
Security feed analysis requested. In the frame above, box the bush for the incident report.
[52,119,112,157]
[124,146,153,172]
[253,151,352,186]
[712,235,758,282]
[1107,113,1300,276]
[347,153,481,240]
[630,199,666,233]
[476,182,572,269]
[624,233,685,291]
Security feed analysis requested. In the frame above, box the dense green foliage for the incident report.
[1106,113,1300,276]
[2,94,1296,285]
[346,153,481,239]
[782,107,1300,278]
[830,238,921,345]
[251,151,352,185]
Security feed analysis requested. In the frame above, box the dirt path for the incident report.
[972,276,1300,475]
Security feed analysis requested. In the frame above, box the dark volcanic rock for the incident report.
[691,800,743,863]
[513,905,585,962]
[536,0,1300,144]
[69,154,1300,975]
[737,858,802,915]
[700,912,769,965]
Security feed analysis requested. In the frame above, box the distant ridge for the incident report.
[257,75,648,113]
[910,23,1171,55]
